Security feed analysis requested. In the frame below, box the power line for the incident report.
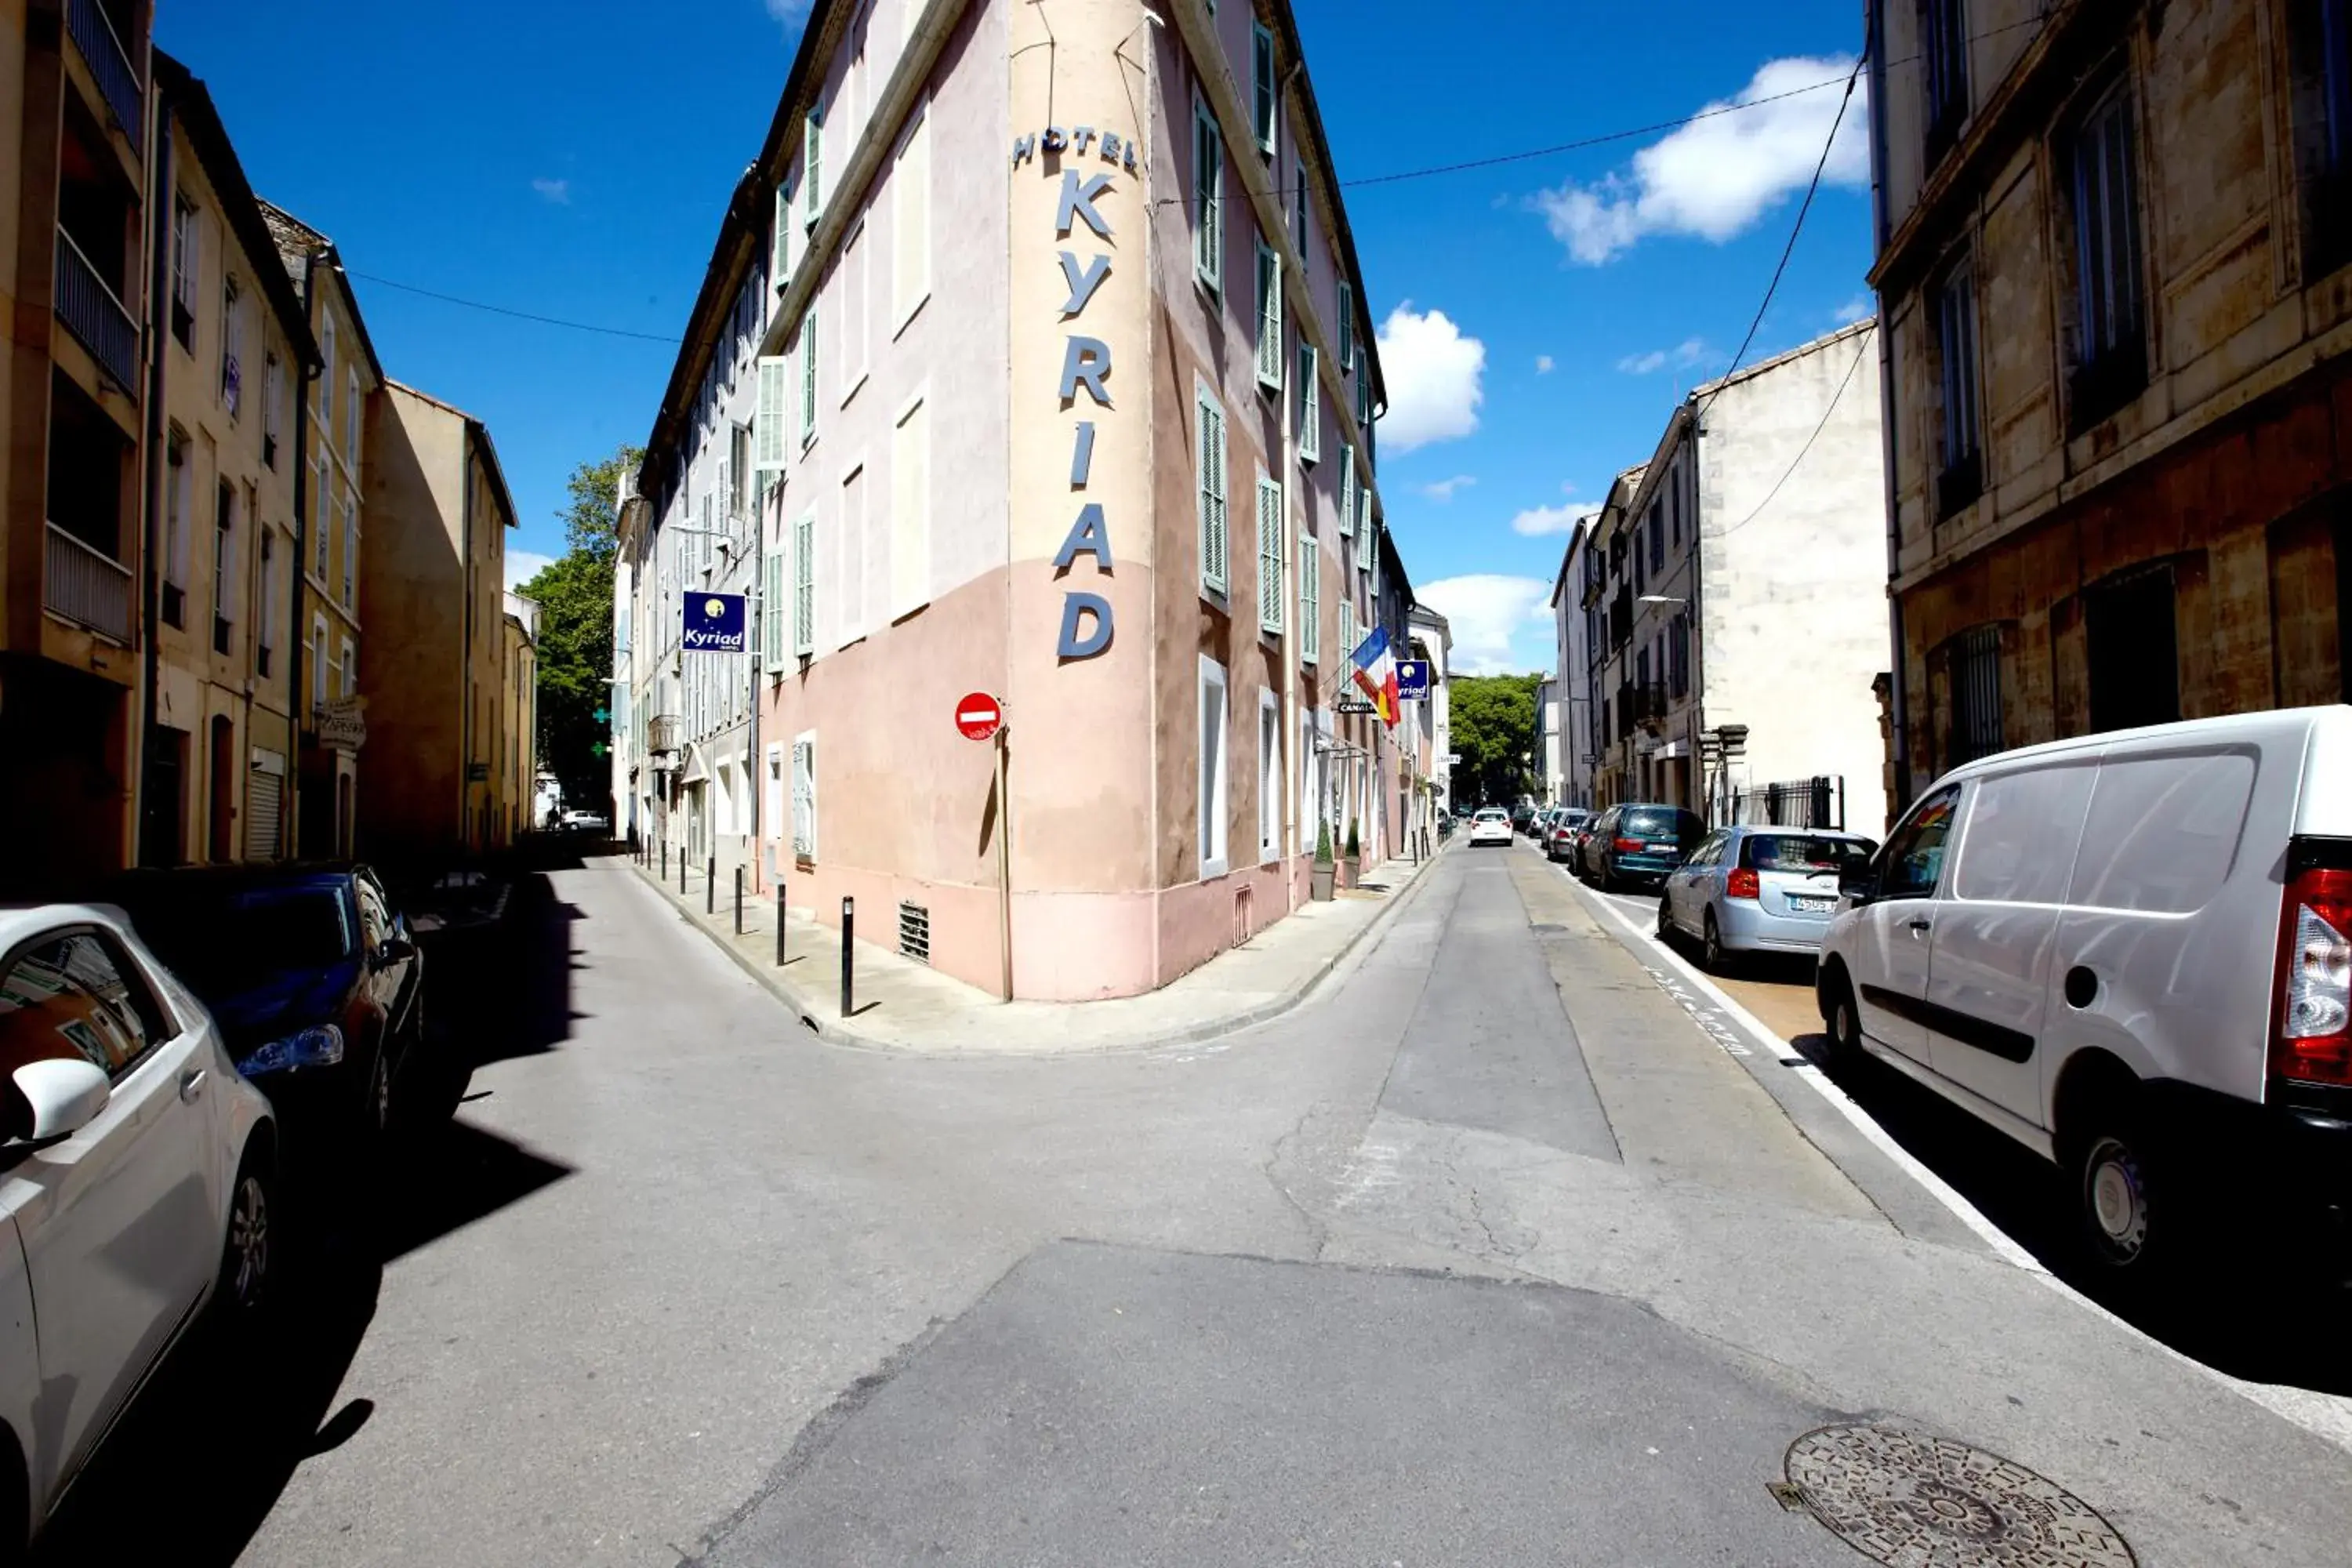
[347,270,681,345]
[1714,323,1875,541]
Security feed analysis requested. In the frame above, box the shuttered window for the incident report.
[1254,236,1283,390]
[755,354,789,477]
[1299,535,1319,664]
[1196,385,1228,595]
[1252,24,1278,154]
[773,185,793,292]
[1257,474,1284,635]
[1338,454,1355,539]
[793,511,815,655]
[804,107,823,229]
[1298,343,1320,463]
[1338,282,1354,373]
[800,311,819,446]
[1340,598,1356,667]
[791,735,817,858]
[762,546,786,671]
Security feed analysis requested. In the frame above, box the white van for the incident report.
[1814,706,2352,1279]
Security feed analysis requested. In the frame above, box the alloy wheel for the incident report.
[1703,913,1725,971]
[227,1172,271,1311]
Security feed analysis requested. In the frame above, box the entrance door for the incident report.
[208,717,234,862]
[139,726,186,868]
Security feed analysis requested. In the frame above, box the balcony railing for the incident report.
[67,0,143,154]
[55,227,138,389]
[45,523,132,643]
[646,713,681,753]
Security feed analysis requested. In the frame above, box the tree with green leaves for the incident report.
[520,445,639,818]
[1448,673,1544,808]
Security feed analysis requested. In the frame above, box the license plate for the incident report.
[1788,895,1835,913]
[1649,844,1677,853]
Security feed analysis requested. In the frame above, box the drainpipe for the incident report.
[136,95,176,868]
[460,424,475,852]
[1866,0,1909,825]
[286,258,314,857]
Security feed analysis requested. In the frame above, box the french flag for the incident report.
[1349,626,1400,727]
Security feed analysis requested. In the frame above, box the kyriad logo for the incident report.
[682,593,748,653]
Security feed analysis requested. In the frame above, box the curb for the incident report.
[626,845,1450,1056]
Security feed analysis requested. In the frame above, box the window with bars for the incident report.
[1947,624,2004,766]
[1257,474,1284,636]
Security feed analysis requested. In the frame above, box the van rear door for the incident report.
[1922,762,2096,1135]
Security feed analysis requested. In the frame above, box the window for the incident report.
[837,463,866,647]
[1199,657,1229,877]
[212,483,235,655]
[263,353,282,466]
[800,310,819,448]
[170,196,198,349]
[1298,343,1321,463]
[1258,689,1282,862]
[755,354,789,483]
[312,456,328,579]
[339,636,355,698]
[1338,281,1354,374]
[220,274,243,416]
[762,543,786,672]
[310,617,328,707]
[0,931,161,1089]
[1294,168,1309,279]
[1647,502,1664,572]
[2066,77,2147,426]
[730,423,752,524]
[2085,563,2179,733]
[1338,456,1356,539]
[344,368,361,466]
[1934,253,1984,514]
[772,183,794,294]
[1299,535,1320,663]
[1254,234,1283,390]
[804,106,824,229]
[840,220,869,402]
[318,317,336,428]
[1197,382,1228,596]
[1340,597,1356,665]
[1257,473,1284,635]
[793,510,815,655]
[1879,786,1960,899]
[1251,22,1278,155]
[2294,1,2352,274]
[1668,612,1689,699]
[341,495,357,608]
[893,107,931,331]
[257,529,276,677]
[1922,0,1969,158]
[163,432,189,623]
[791,734,818,858]
[1947,624,2003,768]
[1192,100,1225,293]
[1668,476,1680,548]
[892,395,929,616]
[1953,764,2095,906]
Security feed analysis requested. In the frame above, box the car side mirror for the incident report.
[12,1059,111,1142]
[374,937,416,967]
[1838,864,1878,902]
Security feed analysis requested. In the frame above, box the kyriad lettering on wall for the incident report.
[1018,122,1142,665]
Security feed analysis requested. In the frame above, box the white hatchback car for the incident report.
[1468,808,1513,846]
[0,905,277,1555]
[1814,706,2352,1280]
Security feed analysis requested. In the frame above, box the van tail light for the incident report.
[1726,868,1761,902]
[1613,837,1644,853]
[2274,863,2352,1087]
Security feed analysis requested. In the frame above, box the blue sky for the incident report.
[160,0,1875,674]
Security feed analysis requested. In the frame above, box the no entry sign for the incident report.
[955,691,1004,741]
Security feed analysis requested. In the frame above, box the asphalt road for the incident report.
[38,840,2352,1566]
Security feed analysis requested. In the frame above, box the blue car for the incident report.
[1577,802,1706,891]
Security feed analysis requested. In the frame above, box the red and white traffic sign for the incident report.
[955,691,1004,741]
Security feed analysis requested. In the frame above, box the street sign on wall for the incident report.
[955,692,1004,741]
[682,593,748,653]
[1395,660,1431,700]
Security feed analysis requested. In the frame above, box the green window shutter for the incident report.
[755,355,789,474]
[1254,239,1283,390]
[1197,392,1227,595]
[1251,24,1277,154]
[791,739,815,858]
[1299,536,1319,663]
[1193,104,1223,292]
[1298,344,1320,463]
[763,548,785,671]
[1338,456,1355,539]
[804,109,822,229]
[793,511,815,655]
[773,187,792,292]
[800,313,818,445]
[1338,283,1354,373]
[1258,476,1284,635]
[1341,597,1356,666]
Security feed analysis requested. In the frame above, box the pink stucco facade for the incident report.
[632,0,1403,1001]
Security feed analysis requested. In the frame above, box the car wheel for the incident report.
[212,1145,276,1331]
[367,1047,393,1138]
[1601,857,1620,894]
[1655,895,1674,942]
[2071,1098,2174,1281]
[1822,974,1862,1069]
[1702,910,1728,973]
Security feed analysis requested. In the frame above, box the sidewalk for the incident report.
[624,843,1446,1054]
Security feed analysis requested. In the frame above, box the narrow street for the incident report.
[38,840,2352,1567]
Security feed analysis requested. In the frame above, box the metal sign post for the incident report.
[954,691,1012,1003]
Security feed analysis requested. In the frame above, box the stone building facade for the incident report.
[1867,0,2352,807]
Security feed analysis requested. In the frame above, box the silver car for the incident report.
[1657,826,1878,970]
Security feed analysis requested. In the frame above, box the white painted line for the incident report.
[1566,869,2352,1456]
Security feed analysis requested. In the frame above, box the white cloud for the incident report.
[1419,475,1476,503]
[1373,302,1485,452]
[1616,337,1711,376]
[506,550,556,591]
[1534,354,1555,375]
[1532,56,1867,265]
[1509,504,1588,539]
[1416,574,1554,675]
[532,177,571,205]
[1835,292,1875,325]
[764,0,814,22]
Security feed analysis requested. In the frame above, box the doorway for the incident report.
[208,716,234,862]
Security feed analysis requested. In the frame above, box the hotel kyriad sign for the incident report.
[1014,123,1138,662]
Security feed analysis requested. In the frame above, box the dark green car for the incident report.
[1578,803,1707,891]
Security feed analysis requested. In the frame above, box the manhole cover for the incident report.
[1782,1424,2136,1567]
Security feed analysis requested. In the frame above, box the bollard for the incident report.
[734,866,744,935]
[840,896,855,1017]
[706,858,717,915]
[679,847,688,895]
[775,882,787,967]
[661,845,668,881]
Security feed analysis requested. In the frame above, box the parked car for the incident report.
[1,903,278,1557]
[1546,809,1592,862]
[1577,802,1706,890]
[561,809,610,835]
[105,865,436,1160]
[1814,706,2352,1282]
[1468,808,1514,847]
[1658,826,1877,969]
[1510,804,1538,837]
